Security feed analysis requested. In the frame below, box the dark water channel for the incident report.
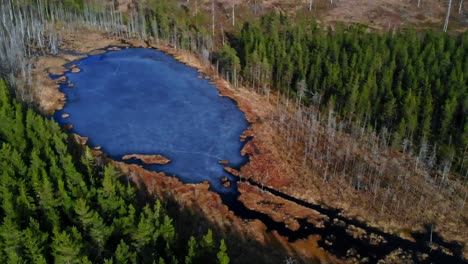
[53,48,466,263]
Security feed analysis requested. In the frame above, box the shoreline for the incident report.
[33,29,467,261]
[34,29,337,262]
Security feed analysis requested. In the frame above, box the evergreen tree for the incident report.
[217,240,229,264]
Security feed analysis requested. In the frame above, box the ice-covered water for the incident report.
[54,48,248,193]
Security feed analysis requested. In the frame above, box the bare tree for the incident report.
[232,4,235,26]
[416,141,428,171]
[212,0,215,41]
[461,185,468,212]
[444,0,453,32]
[283,257,296,264]
[296,79,307,102]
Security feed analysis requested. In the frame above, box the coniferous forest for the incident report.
[0,79,227,263]
[225,15,468,172]
[0,0,467,263]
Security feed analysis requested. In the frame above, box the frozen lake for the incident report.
[54,48,248,193]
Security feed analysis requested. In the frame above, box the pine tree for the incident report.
[0,217,24,263]
[185,236,198,264]
[51,228,83,264]
[201,229,214,250]
[114,240,136,264]
[74,199,113,255]
[217,239,229,264]
[23,219,48,264]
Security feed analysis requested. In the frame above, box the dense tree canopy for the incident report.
[0,80,227,263]
[229,14,467,172]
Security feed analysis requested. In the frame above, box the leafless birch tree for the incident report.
[444,0,453,32]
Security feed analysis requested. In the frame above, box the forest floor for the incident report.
[31,28,467,262]
[321,0,466,31]
[176,0,467,32]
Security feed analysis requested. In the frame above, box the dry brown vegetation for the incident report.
[237,86,468,257]
[147,31,468,258]
[32,24,467,261]
[172,0,467,32]
[122,154,172,165]
[238,182,328,231]
[321,0,466,31]
[31,29,341,263]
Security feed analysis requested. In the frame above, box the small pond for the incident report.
[54,48,248,193]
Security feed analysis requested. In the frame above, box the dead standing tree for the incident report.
[0,0,61,101]
[444,0,453,32]
[261,79,466,238]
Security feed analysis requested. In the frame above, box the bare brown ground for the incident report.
[122,154,171,165]
[148,27,467,259]
[269,231,344,264]
[289,235,343,264]
[186,0,467,32]
[238,182,328,231]
[320,0,466,32]
[113,161,268,241]
[32,30,125,113]
[237,93,468,257]
[31,56,68,113]
[322,0,442,30]
[35,28,467,260]
[113,159,343,263]
[35,30,339,262]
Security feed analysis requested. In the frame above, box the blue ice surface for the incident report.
[54,48,249,193]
